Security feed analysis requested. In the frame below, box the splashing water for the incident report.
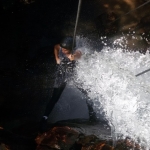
[75,37,150,149]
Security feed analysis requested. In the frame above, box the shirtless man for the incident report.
[39,36,96,133]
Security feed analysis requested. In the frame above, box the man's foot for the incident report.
[89,111,99,123]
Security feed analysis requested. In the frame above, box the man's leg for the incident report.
[44,83,66,117]
[86,99,97,122]
[39,83,66,132]
[75,86,97,122]
[76,86,108,123]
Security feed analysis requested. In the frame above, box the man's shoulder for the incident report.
[54,44,61,49]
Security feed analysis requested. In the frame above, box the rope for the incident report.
[72,0,82,53]
[135,68,150,77]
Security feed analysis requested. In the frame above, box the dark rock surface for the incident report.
[31,120,141,150]
[0,120,141,150]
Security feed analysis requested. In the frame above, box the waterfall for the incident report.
[75,36,150,149]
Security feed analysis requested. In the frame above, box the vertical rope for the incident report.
[72,0,82,53]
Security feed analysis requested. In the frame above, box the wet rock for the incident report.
[20,0,35,5]
[114,138,141,150]
[77,134,113,150]
[0,127,36,150]
[0,121,142,150]
[35,121,142,150]
[0,143,9,150]
[35,126,79,150]
[95,11,119,38]
[35,125,112,150]
[112,34,149,53]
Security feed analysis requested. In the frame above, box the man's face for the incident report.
[62,48,71,54]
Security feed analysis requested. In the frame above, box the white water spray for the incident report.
[75,37,150,149]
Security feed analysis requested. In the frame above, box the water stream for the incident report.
[75,36,150,149]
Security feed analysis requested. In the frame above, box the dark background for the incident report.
[0,0,99,132]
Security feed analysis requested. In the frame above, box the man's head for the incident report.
[61,47,71,55]
[60,36,76,52]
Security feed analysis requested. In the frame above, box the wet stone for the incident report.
[35,126,79,150]
[0,143,9,150]
[34,123,142,150]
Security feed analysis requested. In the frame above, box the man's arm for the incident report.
[54,44,61,64]
[74,50,82,59]
[68,50,82,61]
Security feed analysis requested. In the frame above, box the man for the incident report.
[39,36,97,133]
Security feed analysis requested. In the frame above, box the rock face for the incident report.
[35,126,79,150]
[0,122,142,150]
[35,125,112,150]
[112,34,149,53]
[0,143,9,150]
[35,122,141,150]
[0,127,36,150]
